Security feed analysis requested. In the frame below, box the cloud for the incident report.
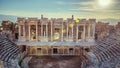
[71,1,94,6]
[55,1,94,6]
[69,3,120,14]
[69,7,94,12]
[57,0,120,13]
[55,0,119,12]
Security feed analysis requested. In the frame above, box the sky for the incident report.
[0,0,120,19]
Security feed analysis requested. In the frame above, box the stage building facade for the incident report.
[17,15,96,55]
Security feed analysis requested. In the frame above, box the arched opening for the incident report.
[53,48,58,54]
[37,48,42,55]
[15,33,18,39]
[21,45,26,52]
[69,48,74,54]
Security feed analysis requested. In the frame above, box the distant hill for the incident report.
[0,14,18,23]
[98,18,120,25]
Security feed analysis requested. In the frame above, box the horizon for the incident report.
[0,14,119,26]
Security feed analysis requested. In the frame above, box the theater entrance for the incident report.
[53,48,58,54]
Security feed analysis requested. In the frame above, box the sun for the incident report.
[98,0,111,7]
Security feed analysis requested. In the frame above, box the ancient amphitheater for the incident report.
[0,29,120,68]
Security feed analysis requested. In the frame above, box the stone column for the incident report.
[72,22,74,40]
[18,25,21,41]
[23,24,26,41]
[41,23,43,39]
[68,48,69,55]
[63,46,64,55]
[19,25,21,37]
[61,22,63,41]
[46,47,48,55]
[35,47,37,55]
[88,24,91,38]
[44,31,45,38]
[50,46,53,55]
[67,23,68,39]
[36,22,38,41]
[41,47,42,55]
[84,24,86,40]
[29,25,31,41]
[73,47,75,55]
[51,22,53,41]
[93,23,95,38]
[23,25,25,37]
[76,24,78,42]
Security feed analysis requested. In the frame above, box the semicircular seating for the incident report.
[0,33,32,68]
[0,33,22,68]
[84,29,120,68]
[0,33,21,62]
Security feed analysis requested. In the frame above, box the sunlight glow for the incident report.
[98,0,111,7]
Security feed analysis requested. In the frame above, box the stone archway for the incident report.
[69,48,74,55]
[37,48,42,55]
[53,48,58,54]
